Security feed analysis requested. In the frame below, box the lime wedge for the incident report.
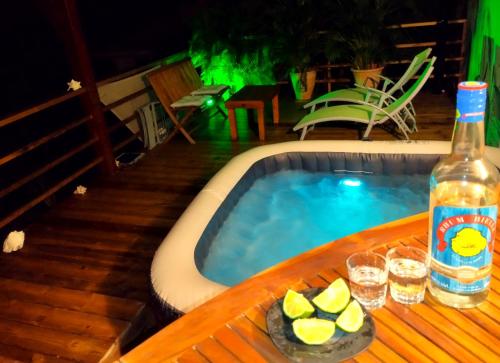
[292,318,336,345]
[312,278,350,313]
[283,290,315,319]
[336,300,364,333]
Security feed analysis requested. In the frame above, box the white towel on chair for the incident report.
[170,95,210,108]
[191,85,228,96]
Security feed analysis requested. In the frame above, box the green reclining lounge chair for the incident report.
[303,48,433,119]
[293,58,435,141]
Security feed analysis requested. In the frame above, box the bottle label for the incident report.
[431,206,497,293]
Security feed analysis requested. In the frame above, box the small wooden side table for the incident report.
[225,85,280,141]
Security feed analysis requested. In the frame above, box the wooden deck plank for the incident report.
[0,278,142,320]
[0,319,109,362]
[0,341,77,363]
[0,298,128,341]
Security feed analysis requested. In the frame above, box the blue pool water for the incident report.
[201,170,429,286]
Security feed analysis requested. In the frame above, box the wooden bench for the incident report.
[147,59,227,144]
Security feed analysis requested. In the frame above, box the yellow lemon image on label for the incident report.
[451,227,487,257]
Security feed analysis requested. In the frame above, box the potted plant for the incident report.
[336,0,405,88]
[347,33,388,88]
[269,0,321,101]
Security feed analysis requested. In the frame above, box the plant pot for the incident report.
[290,70,317,101]
[351,67,384,89]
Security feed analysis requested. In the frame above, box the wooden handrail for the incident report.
[0,88,86,129]
[0,137,98,199]
[0,115,91,168]
[316,78,351,84]
[0,157,102,230]
[314,18,467,87]
[386,18,466,29]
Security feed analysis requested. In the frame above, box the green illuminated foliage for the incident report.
[189,1,277,94]
[468,0,500,146]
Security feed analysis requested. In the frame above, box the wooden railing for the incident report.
[0,0,180,233]
[0,32,182,232]
[0,17,468,232]
[316,19,467,91]
[0,93,98,230]
[0,46,175,233]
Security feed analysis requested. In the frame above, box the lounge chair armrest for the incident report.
[354,83,398,106]
[354,83,398,102]
[354,100,399,122]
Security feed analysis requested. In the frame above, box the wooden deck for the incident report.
[0,89,455,362]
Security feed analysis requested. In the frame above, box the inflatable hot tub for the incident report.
[150,140,500,316]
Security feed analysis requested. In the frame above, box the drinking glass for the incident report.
[387,246,429,304]
[346,252,388,310]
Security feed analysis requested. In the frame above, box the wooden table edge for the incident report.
[120,212,429,362]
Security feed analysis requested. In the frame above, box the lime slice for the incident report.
[336,300,364,333]
[312,278,350,313]
[283,290,315,319]
[292,318,336,345]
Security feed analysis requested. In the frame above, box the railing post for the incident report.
[59,0,116,175]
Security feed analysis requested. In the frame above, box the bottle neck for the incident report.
[451,120,485,159]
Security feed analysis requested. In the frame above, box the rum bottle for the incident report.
[428,81,498,308]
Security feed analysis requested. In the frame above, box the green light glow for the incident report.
[190,47,276,98]
[468,0,500,146]
[206,97,215,107]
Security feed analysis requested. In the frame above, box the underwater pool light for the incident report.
[339,178,362,187]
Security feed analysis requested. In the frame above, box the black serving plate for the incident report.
[266,288,375,363]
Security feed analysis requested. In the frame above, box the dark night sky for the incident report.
[0,0,200,117]
[0,0,466,118]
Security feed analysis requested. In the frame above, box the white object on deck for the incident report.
[67,79,82,91]
[73,185,87,195]
[3,231,25,253]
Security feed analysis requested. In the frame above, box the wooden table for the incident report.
[225,85,280,141]
[121,213,500,362]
